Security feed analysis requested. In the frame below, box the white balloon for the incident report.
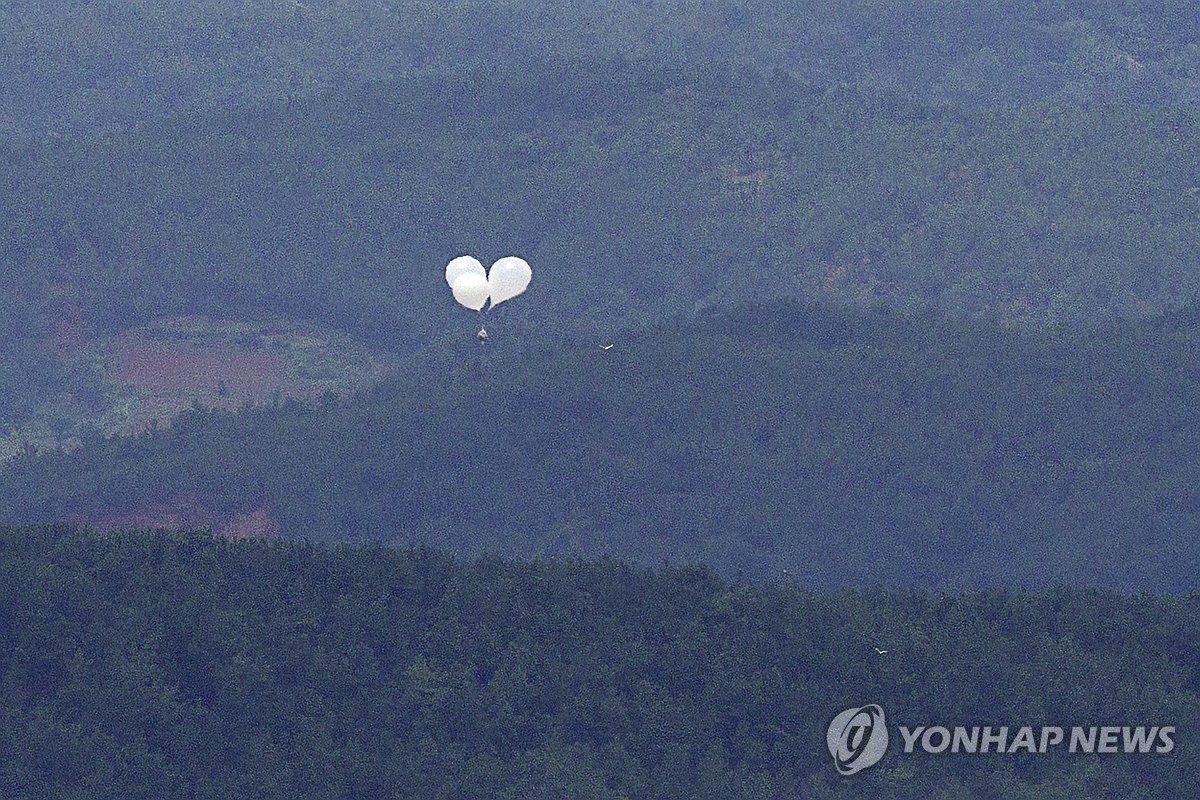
[488,256,532,307]
[445,255,485,288]
[451,272,490,311]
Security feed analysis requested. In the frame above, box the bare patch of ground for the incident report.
[1,315,398,460]
[67,493,282,540]
[115,331,289,397]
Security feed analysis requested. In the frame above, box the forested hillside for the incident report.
[3,0,1199,140]
[5,61,1200,427]
[5,302,1199,591]
[1,526,1195,798]
[2,5,1198,793]
[4,1,1200,435]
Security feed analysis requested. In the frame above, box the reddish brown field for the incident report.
[67,493,281,540]
[115,330,289,399]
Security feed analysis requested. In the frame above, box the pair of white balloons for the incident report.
[445,255,532,311]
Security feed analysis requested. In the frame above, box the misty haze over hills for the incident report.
[2,4,1200,795]
[3,0,1199,140]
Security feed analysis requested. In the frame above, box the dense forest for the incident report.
[4,301,1200,592]
[1,526,1195,798]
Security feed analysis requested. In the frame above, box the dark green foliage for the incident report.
[5,302,1200,591]
[0,526,1195,798]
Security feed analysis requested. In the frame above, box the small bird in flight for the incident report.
[600,344,614,350]
[873,647,888,655]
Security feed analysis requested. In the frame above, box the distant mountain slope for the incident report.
[3,37,1199,430]
[2,0,1198,138]
[3,17,1199,496]
[4,302,1199,591]
[4,65,1198,350]
[1,526,1196,798]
